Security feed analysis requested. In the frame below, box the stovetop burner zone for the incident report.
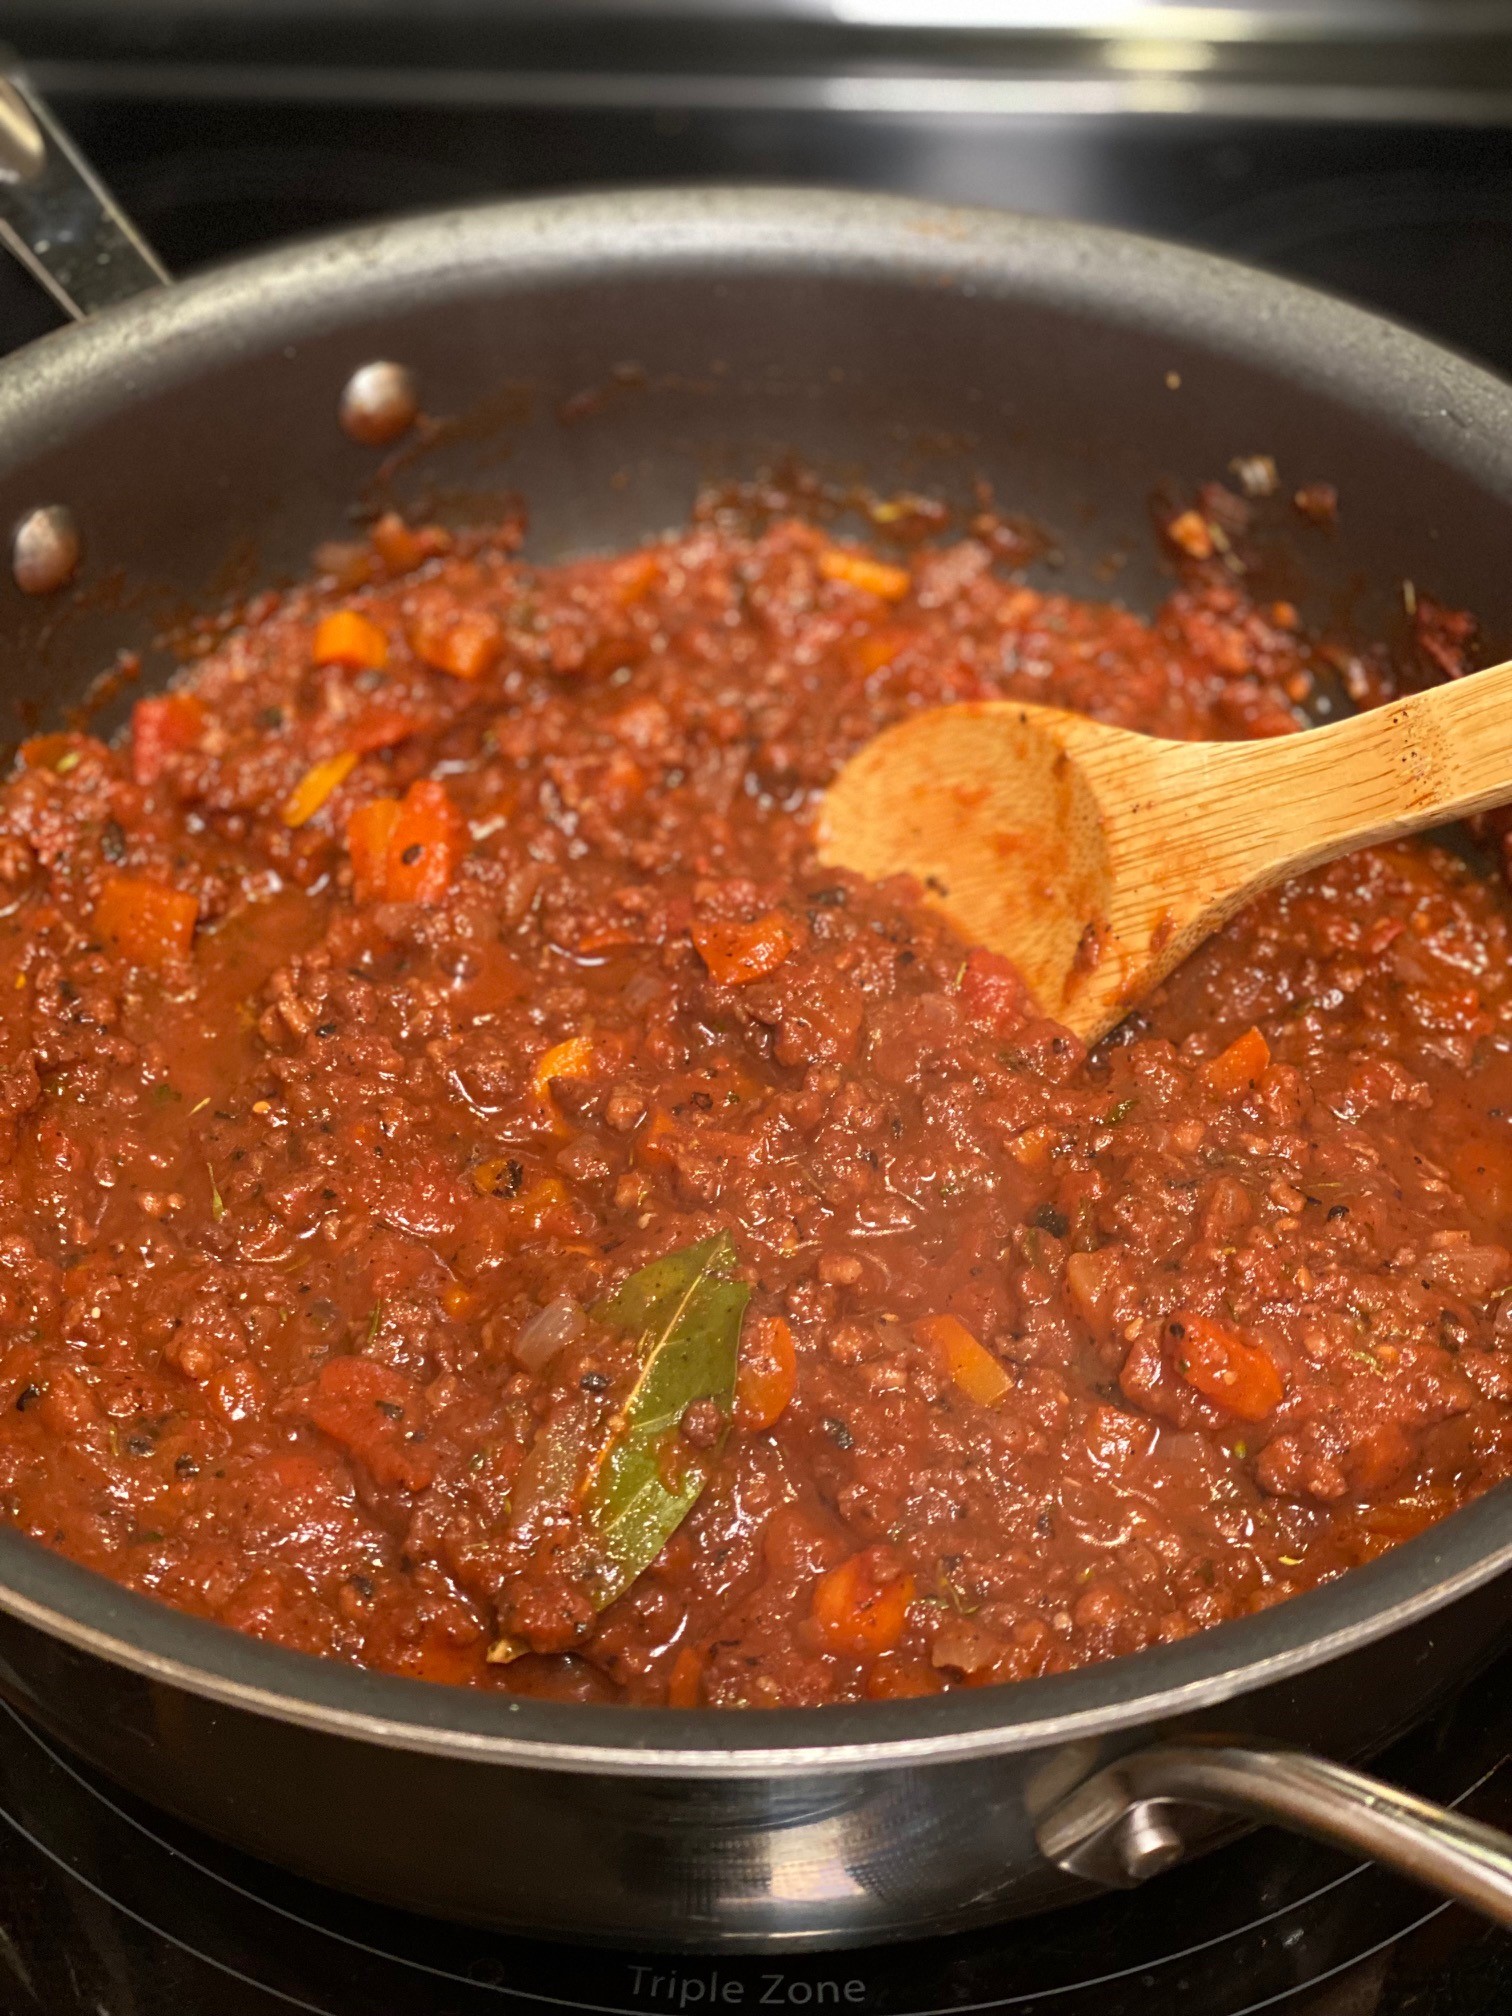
[0,1656,1507,2016]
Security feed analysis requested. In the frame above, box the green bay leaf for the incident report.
[583,1232,748,1607]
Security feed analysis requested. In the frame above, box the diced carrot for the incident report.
[810,1548,916,1658]
[281,749,358,828]
[853,626,914,674]
[300,1355,433,1491]
[1167,510,1215,559]
[913,1314,1012,1408]
[1202,1025,1270,1099]
[386,780,466,900]
[93,875,197,969]
[609,551,660,605]
[470,1162,578,1240]
[471,1157,523,1199]
[409,606,503,681]
[1006,1124,1055,1169]
[501,1176,578,1238]
[515,1178,572,1232]
[345,779,466,904]
[818,548,912,600]
[531,1034,598,1138]
[666,1643,704,1707]
[1167,1311,1284,1422]
[370,512,450,575]
[1358,1487,1457,1546]
[20,733,77,773]
[346,795,403,898]
[574,923,641,955]
[312,609,388,671]
[866,1652,946,1700]
[634,1108,681,1169]
[441,1282,477,1319]
[692,911,796,987]
[532,1035,598,1102]
[736,1315,798,1431]
[131,693,205,786]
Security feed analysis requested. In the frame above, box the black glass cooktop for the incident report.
[0,1646,1508,2016]
[0,22,1509,2016]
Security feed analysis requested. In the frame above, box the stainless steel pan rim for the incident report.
[1,1479,1508,1779]
[4,184,1512,484]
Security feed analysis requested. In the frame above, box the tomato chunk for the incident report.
[346,779,466,903]
[299,1355,434,1491]
[810,1547,915,1657]
[346,706,419,755]
[692,912,796,986]
[866,1653,945,1700]
[93,875,197,968]
[1167,1311,1284,1422]
[370,511,450,575]
[131,693,204,786]
[957,946,1032,1035]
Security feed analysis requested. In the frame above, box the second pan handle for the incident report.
[1036,1738,1512,1926]
[0,57,168,320]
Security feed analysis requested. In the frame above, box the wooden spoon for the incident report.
[818,663,1512,1044]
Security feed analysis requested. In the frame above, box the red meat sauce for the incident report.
[2,496,1511,1710]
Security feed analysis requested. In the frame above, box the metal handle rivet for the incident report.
[12,505,80,594]
[339,361,419,446]
[1116,1803,1185,1883]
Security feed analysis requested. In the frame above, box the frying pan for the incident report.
[0,60,1511,1953]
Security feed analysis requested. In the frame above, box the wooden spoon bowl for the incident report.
[818,664,1512,1043]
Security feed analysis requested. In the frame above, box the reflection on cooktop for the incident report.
[1200,164,1512,376]
[0,1650,1507,2016]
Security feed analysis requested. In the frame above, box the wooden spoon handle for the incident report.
[1170,657,1512,891]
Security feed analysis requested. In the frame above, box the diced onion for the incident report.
[513,1294,585,1371]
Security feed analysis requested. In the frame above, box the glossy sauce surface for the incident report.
[1,495,1510,1707]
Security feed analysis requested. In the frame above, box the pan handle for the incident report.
[0,54,168,320]
[1036,1738,1512,1926]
